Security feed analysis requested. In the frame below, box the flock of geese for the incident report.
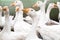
[0,0,60,40]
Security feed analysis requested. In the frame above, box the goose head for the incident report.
[0,6,2,11]
[3,6,9,13]
[11,0,23,7]
[53,3,58,8]
[33,1,43,8]
[22,8,36,18]
[48,3,58,9]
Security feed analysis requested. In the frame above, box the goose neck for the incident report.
[46,7,52,20]
[2,11,11,32]
[40,5,45,13]
[28,16,39,39]
[19,4,23,10]
[16,11,23,21]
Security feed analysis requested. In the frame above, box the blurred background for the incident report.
[0,0,60,22]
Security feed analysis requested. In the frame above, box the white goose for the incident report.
[33,0,59,26]
[37,3,60,40]
[11,0,23,9]
[0,6,26,40]
[14,6,31,35]
[11,0,31,26]
[33,0,49,26]
[11,0,32,24]
[0,6,14,31]
[45,3,60,25]
[23,8,42,40]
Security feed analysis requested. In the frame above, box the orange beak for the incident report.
[32,3,38,8]
[3,6,8,12]
[15,6,20,12]
[54,3,58,8]
[10,2,16,6]
[22,8,29,14]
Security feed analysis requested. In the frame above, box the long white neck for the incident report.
[46,6,52,21]
[40,5,45,13]
[38,5,47,25]
[20,4,23,9]
[15,10,23,22]
[1,11,11,33]
[0,11,2,25]
[27,16,39,39]
[19,3,23,10]
[44,0,48,5]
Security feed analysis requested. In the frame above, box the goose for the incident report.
[22,8,42,40]
[33,0,59,26]
[0,6,27,40]
[25,0,49,25]
[23,7,60,40]
[0,6,14,31]
[37,3,60,40]
[11,0,31,25]
[11,0,32,32]
[10,0,24,30]
[11,0,32,24]
[14,6,31,34]
[45,3,60,25]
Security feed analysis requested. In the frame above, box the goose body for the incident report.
[38,23,60,40]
